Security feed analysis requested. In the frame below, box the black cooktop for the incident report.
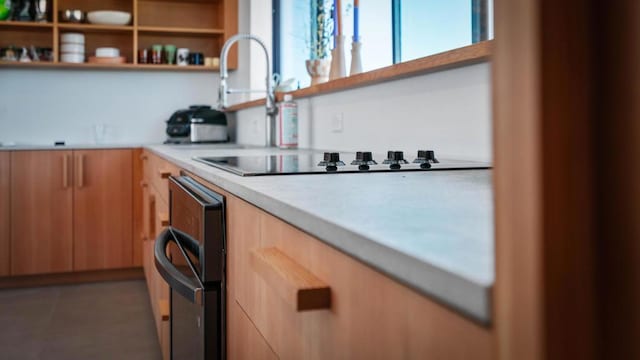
[193,151,490,176]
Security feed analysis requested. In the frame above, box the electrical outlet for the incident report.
[331,113,344,133]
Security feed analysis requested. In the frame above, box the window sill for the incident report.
[225,40,492,112]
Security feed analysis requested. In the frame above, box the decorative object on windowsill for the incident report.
[349,0,362,76]
[306,0,333,86]
[329,0,346,80]
[330,34,346,80]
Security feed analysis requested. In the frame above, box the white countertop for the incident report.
[0,143,144,151]
[145,144,495,324]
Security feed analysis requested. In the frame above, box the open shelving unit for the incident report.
[0,0,237,71]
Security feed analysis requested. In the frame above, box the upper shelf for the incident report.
[57,23,134,33]
[137,26,224,36]
[0,20,53,29]
[0,61,220,72]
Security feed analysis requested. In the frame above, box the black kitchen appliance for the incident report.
[193,150,490,176]
[165,105,229,144]
[154,175,226,360]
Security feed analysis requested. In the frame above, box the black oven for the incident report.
[154,175,226,360]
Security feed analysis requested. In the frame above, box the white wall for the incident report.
[0,70,221,145]
[0,0,258,146]
[234,62,492,162]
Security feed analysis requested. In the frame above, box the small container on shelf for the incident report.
[60,32,85,63]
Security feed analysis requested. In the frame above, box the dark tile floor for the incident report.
[0,280,162,360]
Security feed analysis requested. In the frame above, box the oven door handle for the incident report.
[154,227,204,305]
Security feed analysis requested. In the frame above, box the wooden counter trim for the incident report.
[226,40,492,112]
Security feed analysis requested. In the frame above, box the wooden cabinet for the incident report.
[0,152,10,276]
[221,186,494,360]
[8,149,135,276]
[141,150,180,360]
[143,153,494,359]
[10,151,74,276]
[73,149,133,271]
[228,301,278,360]
[0,0,238,71]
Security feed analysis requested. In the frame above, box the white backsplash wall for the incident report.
[0,0,261,146]
[0,70,225,145]
[233,62,492,162]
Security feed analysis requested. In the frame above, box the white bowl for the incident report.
[60,53,85,63]
[60,43,85,54]
[87,11,131,25]
[60,32,85,44]
[95,47,120,57]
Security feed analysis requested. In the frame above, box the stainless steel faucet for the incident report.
[218,34,278,147]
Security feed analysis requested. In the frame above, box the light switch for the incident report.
[331,113,344,133]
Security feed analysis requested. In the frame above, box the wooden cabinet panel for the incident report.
[142,159,170,360]
[10,151,73,275]
[132,148,144,267]
[0,152,10,276]
[228,301,278,360]
[226,193,494,360]
[147,151,181,205]
[73,149,133,271]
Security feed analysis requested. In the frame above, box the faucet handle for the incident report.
[218,79,228,109]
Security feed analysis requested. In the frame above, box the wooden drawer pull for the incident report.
[158,169,172,179]
[250,247,331,311]
[159,299,170,321]
[158,212,169,227]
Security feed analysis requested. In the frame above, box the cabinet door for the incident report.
[11,151,73,275]
[0,152,10,276]
[73,149,133,271]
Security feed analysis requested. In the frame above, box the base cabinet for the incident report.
[141,150,179,360]
[222,185,495,359]
[143,152,495,359]
[7,149,135,276]
[10,151,74,276]
[0,152,10,276]
[73,149,134,271]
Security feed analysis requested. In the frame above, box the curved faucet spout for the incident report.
[218,34,276,117]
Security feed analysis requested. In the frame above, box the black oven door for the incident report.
[155,227,223,360]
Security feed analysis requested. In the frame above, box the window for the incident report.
[273,0,493,89]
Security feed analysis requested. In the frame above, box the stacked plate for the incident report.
[60,33,85,63]
[88,47,125,64]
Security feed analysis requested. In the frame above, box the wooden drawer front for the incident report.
[145,151,180,205]
[228,300,278,360]
[228,195,494,360]
[143,238,169,352]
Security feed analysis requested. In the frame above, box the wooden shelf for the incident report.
[226,41,494,112]
[0,61,218,71]
[137,26,224,36]
[1,0,237,72]
[0,21,53,29]
[58,23,134,33]
[135,64,218,71]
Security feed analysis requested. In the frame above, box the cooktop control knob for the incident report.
[351,151,377,171]
[413,150,439,169]
[383,151,409,169]
[318,152,345,171]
